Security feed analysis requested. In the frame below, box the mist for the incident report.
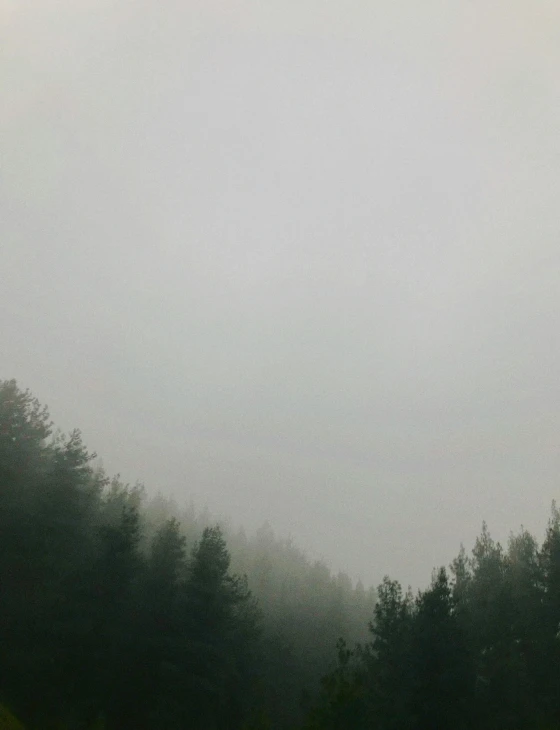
[3,0,560,591]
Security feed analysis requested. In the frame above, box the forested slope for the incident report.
[0,380,372,729]
[305,516,560,730]
[2,378,560,730]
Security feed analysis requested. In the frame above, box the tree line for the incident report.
[1,378,559,729]
[306,516,560,730]
[0,380,371,729]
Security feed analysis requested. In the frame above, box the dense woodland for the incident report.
[1,379,560,729]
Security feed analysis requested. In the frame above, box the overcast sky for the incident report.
[2,0,560,588]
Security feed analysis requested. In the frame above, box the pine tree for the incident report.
[182,526,260,729]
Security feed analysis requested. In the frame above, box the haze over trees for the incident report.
[305,519,560,730]
[0,380,372,729]
[1,378,560,729]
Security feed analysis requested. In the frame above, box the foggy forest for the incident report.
[3,1,560,729]
[2,379,560,729]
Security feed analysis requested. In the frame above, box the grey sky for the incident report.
[2,0,560,588]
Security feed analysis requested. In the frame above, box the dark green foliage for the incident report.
[537,504,560,726]
[408,568,474,730]
[305,517,560,730]
[6,378,560,730]
[0,381,260,730]
[303,639,366,730]
[364,577,416,730]
[179,527,261,729]
[140,503,377,729]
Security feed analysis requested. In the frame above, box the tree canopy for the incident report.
[2,378,560,730]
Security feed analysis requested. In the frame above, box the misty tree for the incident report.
[181,525,261,729]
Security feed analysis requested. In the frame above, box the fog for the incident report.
[2,0,560,589]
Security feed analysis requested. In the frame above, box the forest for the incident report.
[1,378,560,729]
